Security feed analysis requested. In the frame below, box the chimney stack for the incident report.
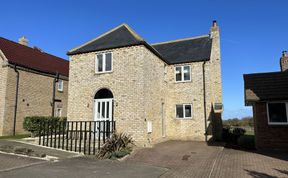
[280,50,288,72]
[18,36,28,46]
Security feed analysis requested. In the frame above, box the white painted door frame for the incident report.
[94,98,113,122]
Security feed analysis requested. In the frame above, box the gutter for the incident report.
[13,65,20,136]
[52,73,59,117]
[202,61,208,142]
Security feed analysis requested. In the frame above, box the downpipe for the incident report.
[13,65,20,136]
[202,61,208,142]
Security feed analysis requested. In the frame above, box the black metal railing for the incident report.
[38,120,116,155]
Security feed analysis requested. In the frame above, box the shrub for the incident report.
[237,135,255,149]
[222,127,246,143]
[232,127,246,137]
[97,132,134,159]
[23,116,67,136]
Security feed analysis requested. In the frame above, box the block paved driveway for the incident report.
[0,140,287,178]
[126,140,288,178]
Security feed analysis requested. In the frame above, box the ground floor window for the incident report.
[56,108,62,117]
[267,102,288,125]
[176,104,192,119]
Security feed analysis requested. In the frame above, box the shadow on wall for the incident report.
[207,104,223,142]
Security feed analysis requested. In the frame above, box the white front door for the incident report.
[94,99,113,122]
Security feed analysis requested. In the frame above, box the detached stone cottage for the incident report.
[0,37,69,136]
[67,21,223,146]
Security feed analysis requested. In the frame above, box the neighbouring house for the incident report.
[244,51,288,150]
[67,21,223,147]
[0,37,69,136]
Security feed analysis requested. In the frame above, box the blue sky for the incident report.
[1,1,287,119]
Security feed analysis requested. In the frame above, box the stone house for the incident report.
[0,37,69,136]
[244,51,288,150]
[67,21,223,146]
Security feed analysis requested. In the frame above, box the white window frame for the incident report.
[56,108,62,117]
[266,102,288,125]
[57,79,63,92]
[175,65,191,82]
[95,52,113,74]
[176,104,192,119]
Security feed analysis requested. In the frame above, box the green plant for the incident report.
[232,128,246,137]
[97,132,134,159]
[222,127,246,143]
[23,116,67,136]
[237,135,255,149]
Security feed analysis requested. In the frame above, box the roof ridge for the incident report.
[0,37,67,61]
[122,24,145,41]
[68,23,143,54]
[243,71,288,76]
[151,34,210,46]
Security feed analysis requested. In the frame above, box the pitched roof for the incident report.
[244,71,288,104]
[0,37,69,77]
[68,24,145,55]
[152,35,212,64]
[68,24,212,64]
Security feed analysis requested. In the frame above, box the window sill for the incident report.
[95,71,113,75]
[176,117,192,120]
[175,80,192,83]
[268,122,288,126]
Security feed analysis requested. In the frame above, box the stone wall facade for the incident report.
[253,102,288,150]
[0,65,68,136]
[0,59,9,136]
[68,31,222,146]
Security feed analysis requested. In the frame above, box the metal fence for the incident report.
[38,120,116,155]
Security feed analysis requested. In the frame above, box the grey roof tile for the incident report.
[152,36,212,64]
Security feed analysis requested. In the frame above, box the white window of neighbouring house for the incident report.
[175,65,191,82]
[56,108,62,117]
[96,52,113,73]
[176,104,192,119]
[267,102,288,125]
[57,79,63,91]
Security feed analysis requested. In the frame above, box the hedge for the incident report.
[23,116,67,136]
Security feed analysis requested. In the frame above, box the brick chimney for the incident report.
[18,36,28,46]
[280,51,288,72]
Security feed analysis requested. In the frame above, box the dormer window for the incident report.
[175,65,191,82]
[96,52,113,73]
[57,79,63,91]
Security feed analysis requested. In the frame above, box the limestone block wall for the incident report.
[0,61,8,136]
[68,45,149,146]
[2,67,68,135]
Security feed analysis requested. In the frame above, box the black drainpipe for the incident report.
[13,65,20,136]
[202,61,207,142]
[52,72,59,117]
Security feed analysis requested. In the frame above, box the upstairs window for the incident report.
[267,102,288,125]
[175,65,191,82]
[96,52,113,73]
[176,104,192,119]
[57,79,63,91]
